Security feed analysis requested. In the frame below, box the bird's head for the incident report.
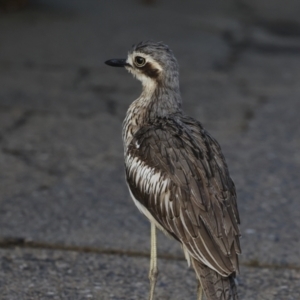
[105,41,179,92]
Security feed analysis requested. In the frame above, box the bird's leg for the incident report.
[148,222,158,300]
[197,282,204,300]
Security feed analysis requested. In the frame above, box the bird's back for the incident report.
[124,112,241,277]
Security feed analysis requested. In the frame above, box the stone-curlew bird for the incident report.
[105,41,241,300]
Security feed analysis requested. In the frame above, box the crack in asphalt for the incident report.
[0,238,299,271]
[1,146,63,177]
[235,79,269,132]
[215,25,251,72]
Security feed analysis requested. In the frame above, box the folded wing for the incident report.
[125,115,241,277]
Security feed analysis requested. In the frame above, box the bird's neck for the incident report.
[141,83,182,118]
[122,85,182,150]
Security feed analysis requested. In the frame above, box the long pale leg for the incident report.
[192,258,204,300]
[148,222,158,300]
[197,282,204,300]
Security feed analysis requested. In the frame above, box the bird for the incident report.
[105,41,241,300]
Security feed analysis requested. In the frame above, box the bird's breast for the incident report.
[122,98,149,150]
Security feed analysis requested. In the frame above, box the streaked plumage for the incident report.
[105,41,241,300]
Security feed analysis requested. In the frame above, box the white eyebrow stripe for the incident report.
[127,52,163,71]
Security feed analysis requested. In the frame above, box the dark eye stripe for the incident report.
[141,62,160,79]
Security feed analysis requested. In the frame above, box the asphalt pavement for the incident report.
[0,1,300,299]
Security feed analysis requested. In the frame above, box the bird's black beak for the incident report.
[105,59,128,67]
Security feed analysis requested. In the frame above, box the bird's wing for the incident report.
[125,116,241,277]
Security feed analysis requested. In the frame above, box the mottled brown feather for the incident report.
[125,113,241,277]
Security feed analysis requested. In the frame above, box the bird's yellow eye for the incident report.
[134,56,146,67]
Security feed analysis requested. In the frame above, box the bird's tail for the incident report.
[192,259,238,300]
